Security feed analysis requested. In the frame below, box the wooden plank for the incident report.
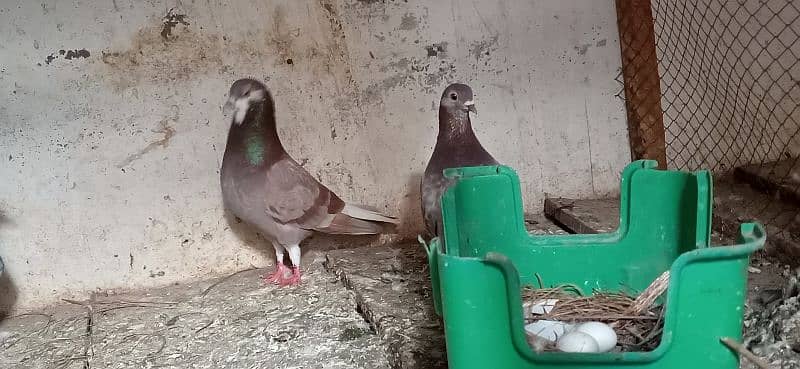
[523,212,569,235]
[734,158,800,205]
[615,0,667,169]
[544,197,729,245]
[544,197,619,234]
[544,183,799,266]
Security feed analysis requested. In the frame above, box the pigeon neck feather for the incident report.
[438,106,479,145]
[229,101,286,166]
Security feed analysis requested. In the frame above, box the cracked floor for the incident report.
[2,209,797,369]
[0,250,390,369]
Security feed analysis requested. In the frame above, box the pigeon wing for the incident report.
[263,158,344,229]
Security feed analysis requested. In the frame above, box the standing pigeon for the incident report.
[220,78,398,286]
[421,83,499,238]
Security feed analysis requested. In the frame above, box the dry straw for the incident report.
[522,271,670,351]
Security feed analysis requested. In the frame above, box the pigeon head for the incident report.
[224,78,270,125]
[439,83,477,115]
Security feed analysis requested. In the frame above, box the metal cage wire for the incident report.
[616,0,800,235]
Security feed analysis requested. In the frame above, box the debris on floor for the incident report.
[0,200,796,369]
[0,251,389,369]
[743,267,800,369]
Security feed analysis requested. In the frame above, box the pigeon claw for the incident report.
[262,264,289,285]
[278,267,302,286]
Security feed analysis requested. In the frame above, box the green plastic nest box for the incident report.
[425,160,765,369]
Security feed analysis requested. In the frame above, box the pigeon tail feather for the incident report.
[314,204,398,235]
[341,204,399,224]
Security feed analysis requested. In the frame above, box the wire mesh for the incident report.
[615,0,800,247]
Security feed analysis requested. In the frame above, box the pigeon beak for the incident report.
[465,100,477,115]
[222,98,235,117]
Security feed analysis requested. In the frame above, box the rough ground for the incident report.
[0,250,389,369]
[742,267,800,369]
[2,199,797,369]
[0,214,568,369]
[325,244,446,369]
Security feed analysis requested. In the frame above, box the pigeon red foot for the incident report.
[278,267,302,286]
[262,264,289,284]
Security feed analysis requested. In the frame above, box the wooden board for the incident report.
[544,197,619,234]
[545,197,729,247]
[734,158,800,205]
[523,212,570,235]
[615,0,668,168]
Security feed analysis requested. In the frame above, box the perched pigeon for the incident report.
[220,78,398,286]
[421,83,499,238]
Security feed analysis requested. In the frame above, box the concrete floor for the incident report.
[2,209,797,369]
[0,249,389,369]
[0,215,563,369]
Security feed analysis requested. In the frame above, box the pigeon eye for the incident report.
[450,93,458,101]
[244,90,250,97]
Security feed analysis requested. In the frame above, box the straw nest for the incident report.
[522,271,669,352]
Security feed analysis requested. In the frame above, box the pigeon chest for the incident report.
[220,157,268,222]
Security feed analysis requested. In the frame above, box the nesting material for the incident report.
[522,271,669,353]
[627,271,670,316]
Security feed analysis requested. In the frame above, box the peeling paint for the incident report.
[399,13,418,30]
[575,43,592,56]
[161,8,190,40]
[44,49,90,64]
[425,42,447,57]
[100,17,222,91]
[469,35,499,61]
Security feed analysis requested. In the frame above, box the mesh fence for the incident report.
[615,0,800,243]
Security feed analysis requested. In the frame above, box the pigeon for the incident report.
[220,78,399,286]
[421,83,499,239]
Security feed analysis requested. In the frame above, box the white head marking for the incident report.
[233,89,266,125]
[233,98,249,124]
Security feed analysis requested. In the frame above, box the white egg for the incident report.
[556,331,600,353]
[574,321,618,352]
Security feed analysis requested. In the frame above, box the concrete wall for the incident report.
[652,0,800,171]
[0,0,629,312]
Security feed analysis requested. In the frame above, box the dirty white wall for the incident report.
[0,0,629,312]
[653,0,800,171]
